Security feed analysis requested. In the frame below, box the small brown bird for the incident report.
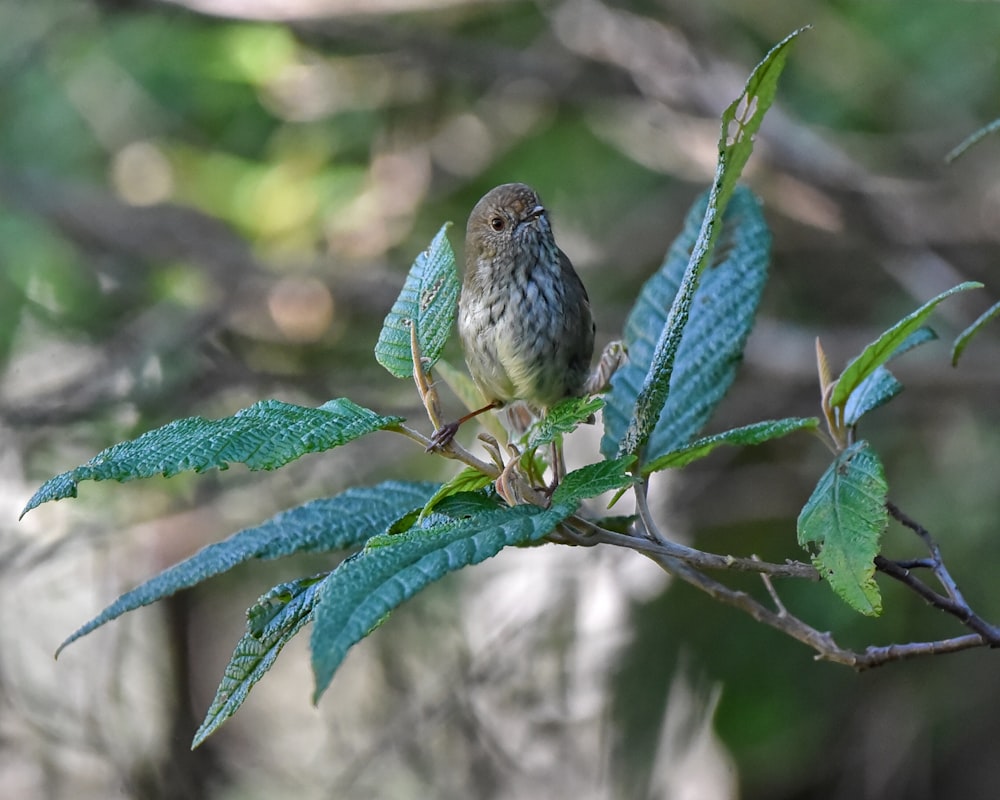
[430,183,595,447]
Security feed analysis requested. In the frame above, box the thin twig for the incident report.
[875,556,1000,644]
[558,516,818,579]
[884,501,1000,644]
[642,543,995,670]
[405,321,500,478]
[619,485,818,578]
[754,554,788,615]
[562,494,1000,669]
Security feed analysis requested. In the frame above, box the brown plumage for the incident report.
[429,183,595,449]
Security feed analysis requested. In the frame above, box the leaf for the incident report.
[418,468,493,520]
[842,367,902,427]
[311,504,567,700]
[842,326,937,425]
[53,481,439,656]
[550,456,636,510]
[433,490,505,519]
[642,418,819,474]
[375,223,460,379]
[602,187,771,463]
[192,575,324,748]
[310,457,629,700]
[797,441,888,617]
[952,300,1000,366]
[21,399,402,517]
[613,27,805,461]
[830,282,982,409]
[523,396,604,450]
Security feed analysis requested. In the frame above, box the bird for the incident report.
[429,182,595,449]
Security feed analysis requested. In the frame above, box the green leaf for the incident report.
[418,468,493,520]
[602,187,771,463]
[375,223,460,379]
[192,575,324,748]
[612,27,805,461]
[842,326,937,425]
[54,481,439,656]
[310,457,628,700]
[433,490,505,519]
[311,503,568,700]
[952,300,1000,366]
[642,418,819,474]
[21,399,402,517]
[551,456,636,509]
[523,396,604,450]
[830,282,982,409]
[842,368,902,427]
[797,441,888,617]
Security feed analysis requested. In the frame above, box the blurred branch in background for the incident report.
[2,1,999,799]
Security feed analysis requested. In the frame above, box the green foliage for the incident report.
[524,396,604,450]
[613,27,805,462]
[193,575,325,749]
[797,441,888,616]
[25,26,988,757]
[312,457,633,701]
[21,399,402,517]
[601,187,770,463]
[829,282,981,409]
[418,468,493,520]
[55,481,439,657]
[842,327,936,425]
[952,300,1000,365]
[642,418,819,474]
[375,223,461,379]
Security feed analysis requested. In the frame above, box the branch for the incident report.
[556,492,1000,670]
[877,501,1000,644]
[404,322,500,478]
[558,514,818,579]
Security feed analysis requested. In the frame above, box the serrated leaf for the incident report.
[603,187,771,463]
[54,481,439,656]
[952,300,1000,366]
[433,490,504,519]
[375,224,460,379]
[311,503,568,700]
[418,468,493,520]
[192,575,324,748]
[612,28,804,461]
[643,417,819,474]
[523,396,604,450]
[550,456,636,509]
[310,458,628,700]
[797,441,888,617]
[21,399,402,517]
[843,327,937,425]
[830,282,982,409]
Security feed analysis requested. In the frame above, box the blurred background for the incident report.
[2,0,999,798]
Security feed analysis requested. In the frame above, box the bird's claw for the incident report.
[427,421,460,452]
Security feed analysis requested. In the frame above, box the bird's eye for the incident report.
[490,217,505,232]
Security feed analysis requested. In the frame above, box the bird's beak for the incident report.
[516,204,546,236]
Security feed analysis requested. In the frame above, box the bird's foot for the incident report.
[426,421,460,452]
